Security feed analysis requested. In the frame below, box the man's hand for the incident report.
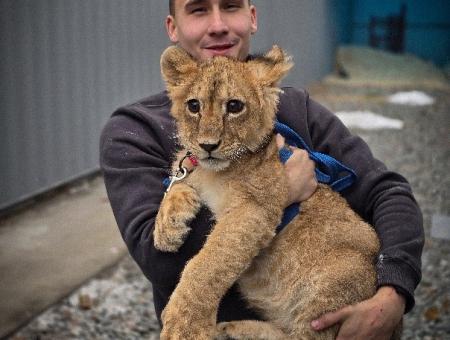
[311,286,405,340]
[276,134,317,206]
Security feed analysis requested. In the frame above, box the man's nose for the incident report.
[207,10,229,35]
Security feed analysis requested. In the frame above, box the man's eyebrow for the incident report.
[185,0,206,7]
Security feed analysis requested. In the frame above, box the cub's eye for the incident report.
[226,99,245,114]
[187,99,201,114]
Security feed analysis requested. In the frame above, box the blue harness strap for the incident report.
[275,120,357,233]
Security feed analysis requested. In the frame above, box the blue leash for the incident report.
[275,121,357,233]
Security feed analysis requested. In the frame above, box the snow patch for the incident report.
[336,111,404,130]
[431,214,450,240]
[387,91,435,106]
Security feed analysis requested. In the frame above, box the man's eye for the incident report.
[224,1,242,10]
[187,99,201,113]
[226,99,245,114]
[191,7,207,14]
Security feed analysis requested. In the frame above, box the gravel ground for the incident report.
[10,257,160,340]
[10,81,450,339]
[309,83,450,340]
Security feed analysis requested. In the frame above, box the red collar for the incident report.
[180,152,198,172]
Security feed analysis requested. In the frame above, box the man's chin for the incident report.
[199,158,230,171]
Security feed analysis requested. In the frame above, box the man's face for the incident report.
[166,0,257,61]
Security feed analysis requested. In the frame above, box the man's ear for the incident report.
[160,46,198,87]
[166,15,179,43]
[248,45,293,87]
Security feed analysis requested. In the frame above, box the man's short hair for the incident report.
[169,0,175,16]
[169,0,251,16]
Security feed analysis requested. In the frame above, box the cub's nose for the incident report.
[199,142,220,152]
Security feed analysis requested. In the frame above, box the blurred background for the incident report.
[1,0,449,339]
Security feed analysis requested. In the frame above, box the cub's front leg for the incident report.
[161,201,282,340]
[154,182,201,252]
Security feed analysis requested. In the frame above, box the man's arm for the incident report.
[304,94,424,311]
[99,105,185,285]
[294,90,424,338]
[99,103,207,321]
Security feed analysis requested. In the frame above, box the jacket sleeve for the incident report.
[99,105,211,289]
[304,91,424,313]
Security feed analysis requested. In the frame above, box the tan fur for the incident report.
[154,46,401,339]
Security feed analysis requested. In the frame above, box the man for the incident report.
[100,0,424,338]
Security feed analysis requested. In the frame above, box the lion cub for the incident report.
[154,46,398,340]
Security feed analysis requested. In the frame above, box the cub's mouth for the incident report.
[196,152,223,161]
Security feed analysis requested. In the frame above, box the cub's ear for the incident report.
[160,46,198,87]
[248,45,293,87]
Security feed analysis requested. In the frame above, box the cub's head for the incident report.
[161,45,293,171]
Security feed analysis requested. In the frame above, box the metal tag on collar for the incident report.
[165,167,188,196]
[179,151,193,170]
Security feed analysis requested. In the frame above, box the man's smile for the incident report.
[203,41,238,56]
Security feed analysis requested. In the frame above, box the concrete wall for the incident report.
[253,0,342,87]
[0,0,340,210]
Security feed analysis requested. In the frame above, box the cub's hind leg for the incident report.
[216,320,288,340]
[239,250,377,339]
[287,251,378,340]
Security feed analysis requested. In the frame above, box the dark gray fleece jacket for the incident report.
[100,87,424,324]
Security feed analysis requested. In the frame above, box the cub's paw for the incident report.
[215,323,239,340]
[160,327,214,340]
[216,322,248,340]
[161,303,216,340]
[154,183,201,252]
[216,321,287,340]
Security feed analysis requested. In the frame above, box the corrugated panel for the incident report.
[0,0,168,209]
[253,0,339,86]
[0,0,339,210]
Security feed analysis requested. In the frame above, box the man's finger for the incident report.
[311,307,351,331]
[275,134,286,150]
